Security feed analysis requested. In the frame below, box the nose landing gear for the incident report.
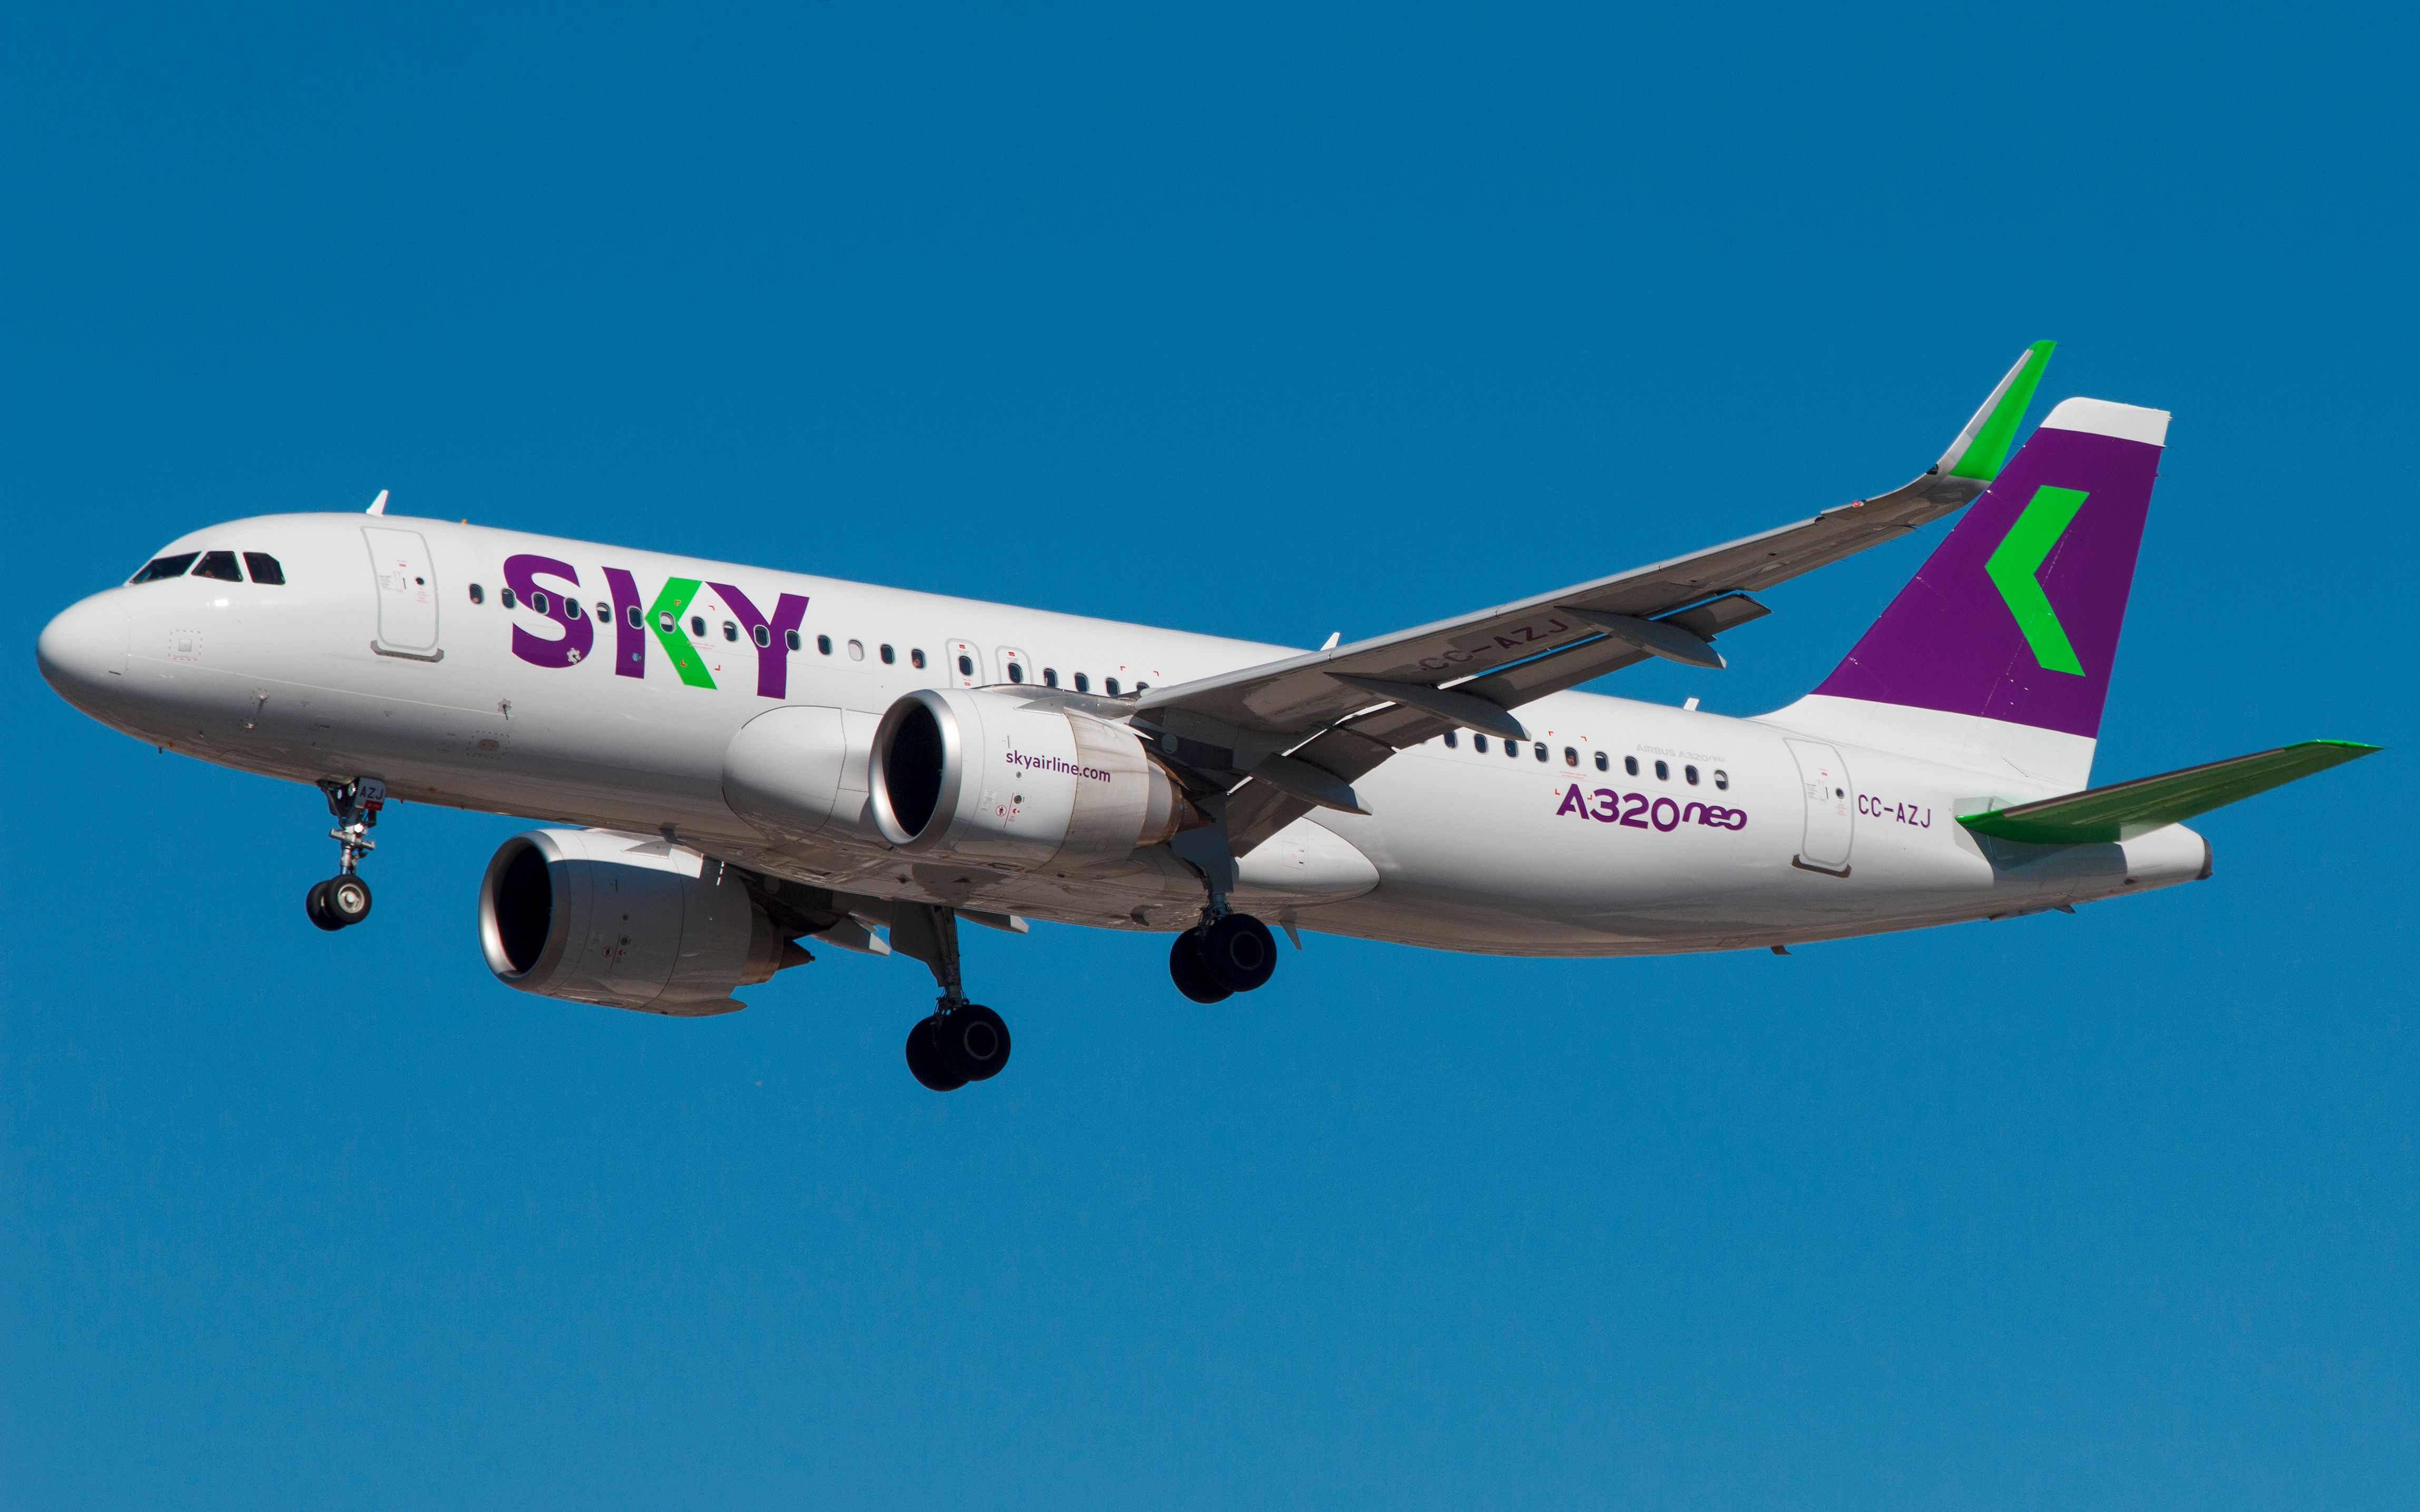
[305,777,387,932]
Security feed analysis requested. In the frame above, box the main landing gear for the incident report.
[1168,912,1277,1003]
[889,903,1012,1092]
[305,777,387,932]
[1163,790,1281,1003]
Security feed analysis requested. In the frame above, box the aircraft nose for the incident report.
[36,592,129,712]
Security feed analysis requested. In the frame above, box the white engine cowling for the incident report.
[867,687,1188,871]
[722,704,887,848]
[477,828,788,1016]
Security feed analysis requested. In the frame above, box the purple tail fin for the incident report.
[1814,398,2169,739]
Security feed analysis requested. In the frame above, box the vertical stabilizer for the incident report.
[1768,396,2169,790]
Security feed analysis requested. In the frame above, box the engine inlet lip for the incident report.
[478,830,572,984]
[869,688,966,851]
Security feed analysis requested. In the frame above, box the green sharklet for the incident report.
[1947,339,2054,482]
[1985,484,2090,675]
[645,577,716,689]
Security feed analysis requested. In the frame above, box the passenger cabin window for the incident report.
[722,620,739,641]
[564,598,583,620]
[1042,667,1058,688]
[1625,755,1639,776]
[1685,765,1699,785]
[468,584,485,605]
[753,624,772,648]
[1713,769,1730,790]
[880,644,895,664]
[530,591,550,615]
[243,552,286,585]
[690,615,706,637]
[1506,740,1520,759]
[1473,735,1489,753]
[1074,673,1090,693]
[1532,743,1547,762]
[192,550,243,582]
[1595,750,1609,772]
[595,604,610,623]
[848,639,865,661]
[1655,760,1670,780]
[626,606,642,628]
[911,648,927,669]
[130,552,199,584]
[785,629,802,652]
[1105,677,1121,696]
[1443,730,1459,748]
[501,588,518,609]
[1564,747,1579,767]
[817,635,832,655]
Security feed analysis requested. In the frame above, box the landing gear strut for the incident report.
[890,903,1012,1091]
[306,777,386,932]
[1165,792,1280,1002]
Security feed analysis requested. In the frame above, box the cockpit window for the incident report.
[130,552,199,584]
[243,552,286,585]
[192,550,243,582]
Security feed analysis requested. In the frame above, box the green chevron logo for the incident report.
[1984,485,2089,675]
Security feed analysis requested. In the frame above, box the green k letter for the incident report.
[645,577,718,690]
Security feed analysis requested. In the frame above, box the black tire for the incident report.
[1199,913,1277,993]
[934,1004,1012,1082]
[324,874,373,927]
[304,880,344,932]
[1169,929,1233,1003]
[905,1017,967,1091]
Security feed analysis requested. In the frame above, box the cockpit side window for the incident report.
[129,552,199,584]
[243,552,286,585]
[192,550,243,582]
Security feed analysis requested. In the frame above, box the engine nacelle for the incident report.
[868,687,1188,871]
[722,704,887,849]
[477,828,790,1016]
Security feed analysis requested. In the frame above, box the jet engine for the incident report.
[477,828,795,1015]
[867,687,1189,871]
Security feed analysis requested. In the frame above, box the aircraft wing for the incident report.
[1132,342,2057,853]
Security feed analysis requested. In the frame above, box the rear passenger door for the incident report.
[363,527,440,657]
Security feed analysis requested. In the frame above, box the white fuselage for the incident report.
[37,513,2210,955]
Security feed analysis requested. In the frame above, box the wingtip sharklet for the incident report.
[1940,340,2056,483]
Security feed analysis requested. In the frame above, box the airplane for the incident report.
[34,343,2379,1091]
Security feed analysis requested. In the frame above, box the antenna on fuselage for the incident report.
[366,489,389,516]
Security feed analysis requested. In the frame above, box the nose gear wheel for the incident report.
[304,778,388,931]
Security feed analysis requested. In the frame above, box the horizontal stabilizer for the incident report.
[1959,740,2380,844]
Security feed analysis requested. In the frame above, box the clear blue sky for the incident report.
[4,4,2414,1507]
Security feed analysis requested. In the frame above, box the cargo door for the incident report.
[364,527,440,657]
[1786,738,1854,875]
